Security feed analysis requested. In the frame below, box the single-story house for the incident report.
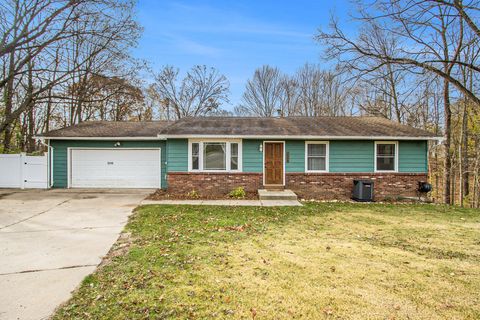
[39,116,441,200]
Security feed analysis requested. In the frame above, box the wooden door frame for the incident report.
[262,141,285,186]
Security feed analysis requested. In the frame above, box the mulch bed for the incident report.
[147,189,259,200]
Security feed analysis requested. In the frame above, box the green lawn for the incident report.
[53,203,480,320]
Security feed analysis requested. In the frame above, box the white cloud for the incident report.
[175,37,222,56]
[165,1,312,39]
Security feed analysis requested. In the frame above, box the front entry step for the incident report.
[258,189,298,201]
[263,185,284,190]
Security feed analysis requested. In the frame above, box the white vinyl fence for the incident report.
[0,153,48,189]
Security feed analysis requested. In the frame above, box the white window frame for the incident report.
[374,141,398,172]
[188,139,242,172]
[305,141,329,173]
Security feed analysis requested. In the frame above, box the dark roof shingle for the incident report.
[158,116,438,138]
[42,121,172,138]
[41,117,439,139]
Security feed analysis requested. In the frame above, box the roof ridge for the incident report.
[176,115,384,121]
[40,116,441,139]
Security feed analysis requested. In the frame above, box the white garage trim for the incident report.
[67,148,161,188]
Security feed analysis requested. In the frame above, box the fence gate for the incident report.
[0,153,48,189]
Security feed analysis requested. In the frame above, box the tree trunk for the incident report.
[3,50,16,152]
[386,63,401,122]
[45,88,52,133]
[461,100,469,202]
[3,123,13,152]
[26,107,35,153]
[443,79,452,205]
[26,59,35,153]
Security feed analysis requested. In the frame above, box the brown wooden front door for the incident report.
[264,142,284,185]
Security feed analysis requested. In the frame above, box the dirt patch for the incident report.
[78,195,97,200]
[98,232,133,268]
[0,192,15,199]
[147,189,258,200]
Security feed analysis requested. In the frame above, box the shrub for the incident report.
[187,189,199,199]
[229,186,246,199]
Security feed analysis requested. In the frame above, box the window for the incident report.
[204,142,226,170]
[306,142,328,172]
[231,143,238,170]
[189,140,241,172]
[375,142,397,172]
[192,143,199,170]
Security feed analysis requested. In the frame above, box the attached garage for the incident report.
[39,121,170,189]
[70,149,161,188]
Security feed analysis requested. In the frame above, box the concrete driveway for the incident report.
[0,189,152,320]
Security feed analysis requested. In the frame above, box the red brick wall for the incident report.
[287,173,428,200]
[167,172,262,196]
[167,172,428,200]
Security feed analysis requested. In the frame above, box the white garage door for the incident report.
[71,149,160,188]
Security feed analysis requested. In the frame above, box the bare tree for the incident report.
[295,64,324,116]
[236,64,354,117]
[235,65,285,117]
[347,30,413,123]
[144,84,169,120]
[316,0,477,204]
[152,65,229,119]
[0,0,82,89]
[0,0,141,151]
[295,64,352,116]
[430,0,480,39]
[316,1,480,106]
[278,77,300,116]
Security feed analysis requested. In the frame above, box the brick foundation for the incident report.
[286,173,427,200]
[167,172,263,196]
[167,172,428,200]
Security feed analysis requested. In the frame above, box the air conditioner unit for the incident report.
[352,180,374,202]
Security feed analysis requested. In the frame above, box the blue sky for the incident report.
[133,0,352,111]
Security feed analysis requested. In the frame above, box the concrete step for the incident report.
[258,189,298,201]
[263,185,285,190]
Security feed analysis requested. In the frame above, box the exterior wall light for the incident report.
[259,144,263,152]
[114,142,121,147]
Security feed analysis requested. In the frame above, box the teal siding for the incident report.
[329,140,375,172]
[243,140,305,173]
[285,140,304,172]
[399,141,428,173]
[51,138,428,189]
[243,139,427,173]
[166,139,188,172]
[242,139,263,172]
[50,140,166,188]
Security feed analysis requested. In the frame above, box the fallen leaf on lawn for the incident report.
[223,309,235,315]
[250,307,257,319]
[323,307,334,315]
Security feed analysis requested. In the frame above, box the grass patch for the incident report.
[53,203,480,319]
